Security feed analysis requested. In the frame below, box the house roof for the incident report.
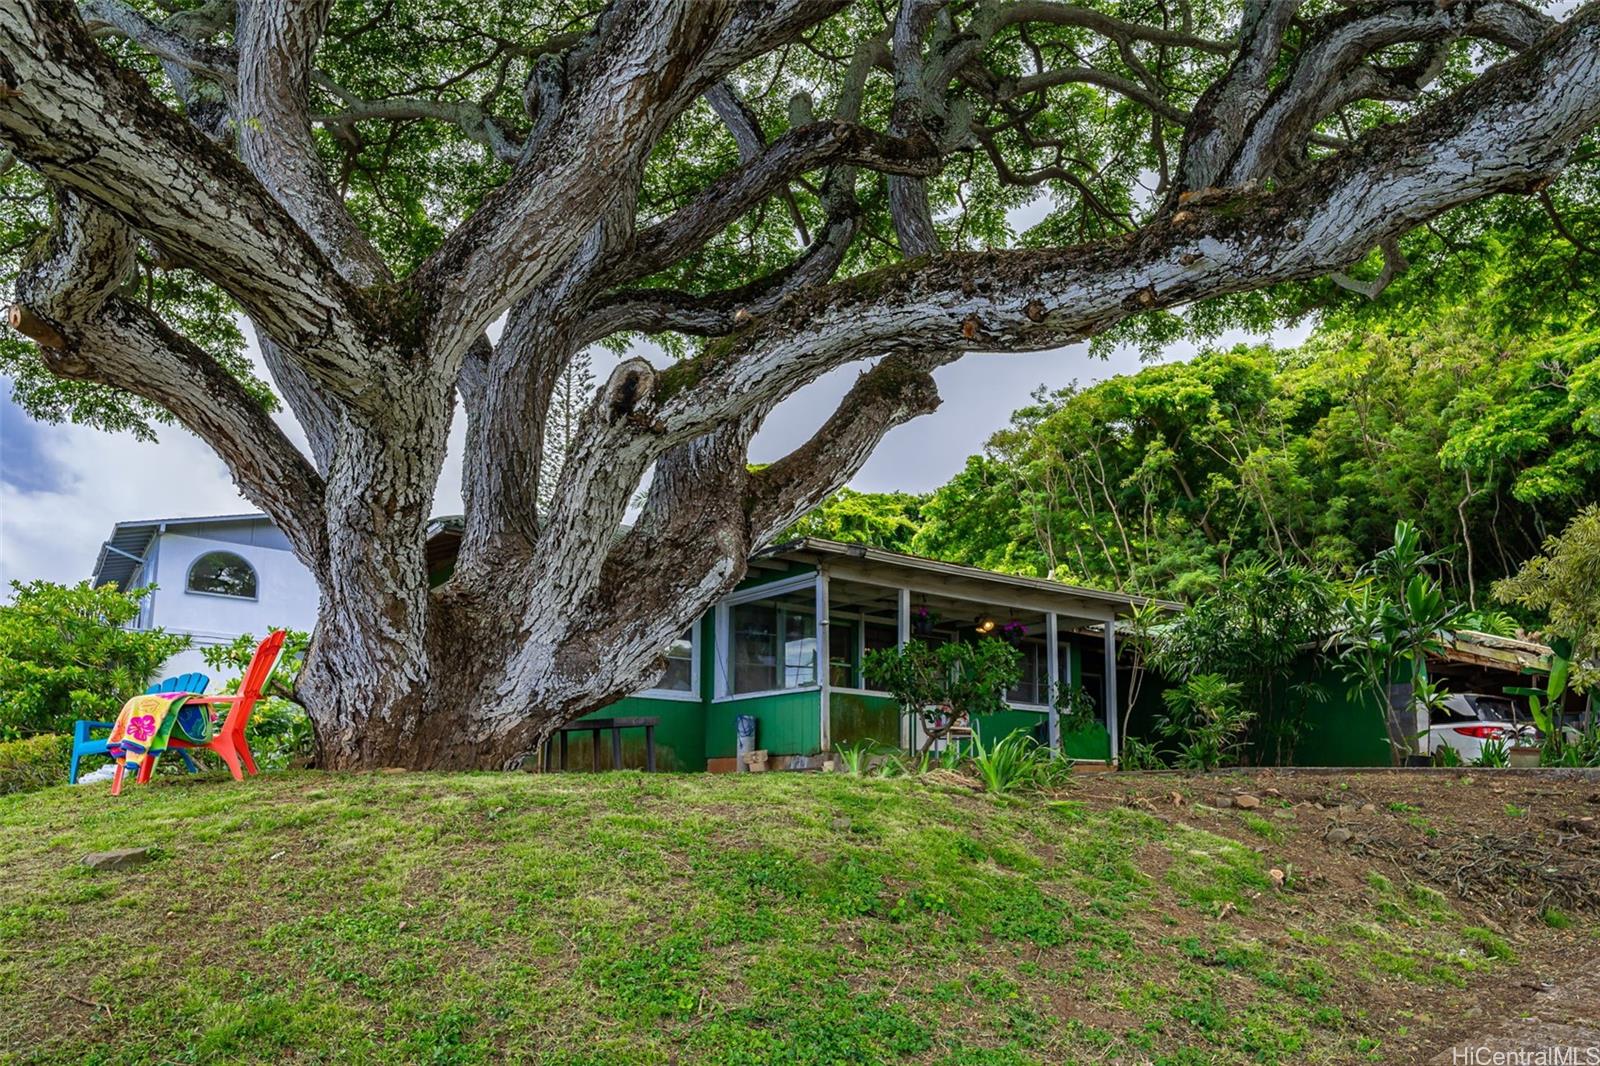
[90,513,267,590]
[1439,629,1555,674]
[760,537,1180,618]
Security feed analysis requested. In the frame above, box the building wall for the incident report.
[140,524,320,690]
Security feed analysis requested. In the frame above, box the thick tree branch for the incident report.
[8,189,329,572]
[1219,1,1556,188]
[236,0,390,288]
[650,7,1600,443]
[745,350,950,544]
[624,121,937,283]
[0,1,382,396]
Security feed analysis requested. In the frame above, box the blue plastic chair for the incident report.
[68,673,209,784]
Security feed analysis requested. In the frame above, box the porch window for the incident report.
[730,589,817,694]
[641,628,696,697]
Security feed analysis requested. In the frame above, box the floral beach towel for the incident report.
[107,693,212,786]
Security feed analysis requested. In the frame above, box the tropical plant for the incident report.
[1336,523,1467,765]
[1495,506,1600,696]
[1118,737,1165,772]
[1154,674,1252,772]
[1473,739,1510,768]
[1151,565,1339,764]
[863,638,1021,754]
[833,740,879,777]
[0,581,191,740]
[6,2,1596,769]
[969,730,1071,794]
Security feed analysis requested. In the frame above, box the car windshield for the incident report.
[1466,695,1518,722]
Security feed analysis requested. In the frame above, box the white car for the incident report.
[1423,693,1539,762]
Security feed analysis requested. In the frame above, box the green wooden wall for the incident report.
[704,690,823,758]
[572,696,706,772]
[829,691,899,748]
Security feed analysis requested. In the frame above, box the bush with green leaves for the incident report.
[1151,564,1339,764]
[969,730,1072,793]
[0,734,71,796]
[862,637,1021,754]
[1154,674,1252,772]
[0,581,190,740]
[200,629,314,769]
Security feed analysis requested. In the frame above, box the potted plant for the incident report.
[999,620,1028,648]
[911,605,936,638]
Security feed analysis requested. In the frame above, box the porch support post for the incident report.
[1046,612,1061,753]
[817,568,831,755]
[1103,616,1120,764]
[897,586,910,752]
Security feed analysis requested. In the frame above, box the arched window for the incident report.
[186,551,258,599]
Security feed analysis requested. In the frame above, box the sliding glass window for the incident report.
[729,589,817,694]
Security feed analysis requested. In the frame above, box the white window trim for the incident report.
[637,626,700,701]
[184,550,260,602]
[713,683,822,704]
[714,572,822,700]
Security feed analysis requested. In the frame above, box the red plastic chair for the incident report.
[149,630,287,786]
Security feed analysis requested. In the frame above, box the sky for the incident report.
[0,316,1308,589]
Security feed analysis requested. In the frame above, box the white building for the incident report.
[90,513,320,689]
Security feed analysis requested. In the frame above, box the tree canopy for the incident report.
[4,0,1598,767]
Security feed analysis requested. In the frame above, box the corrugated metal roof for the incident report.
[760,538,1180,614]
[90,513,267,590]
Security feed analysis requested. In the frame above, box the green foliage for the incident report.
[0,581,190,740]
[1336,523,1468,763]
[878,241,1600,603]
[832,740,880,776]
[1154,675,1251,772]
[200,630,314,769]
[1151,565,1339,763]
[1472,740,1510,768]
[0,734,70,796]
[969,730,1071,794]
[1494,506,1600,693]
[862,637,1021,752]
[785,489,925,554]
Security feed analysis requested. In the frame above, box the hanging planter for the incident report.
[911,606,936,637]
[999,620,1028,648]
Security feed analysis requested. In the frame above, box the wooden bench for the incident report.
[541,716,660,772]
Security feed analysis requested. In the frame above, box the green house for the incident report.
[529,537,1166,772]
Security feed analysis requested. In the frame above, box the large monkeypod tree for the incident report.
[2,0,1598,768]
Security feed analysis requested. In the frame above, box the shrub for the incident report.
[1156,674,1251,771]
[970,729,1072,793]
[0,581,190,739]
[863,637,1021,753]
[0,734,70,796]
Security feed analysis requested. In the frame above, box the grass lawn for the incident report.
[1,768,1592,1064]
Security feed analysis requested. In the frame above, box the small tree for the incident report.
[1151,565,1339,764]
[0,581,190,738]
[1155,674,1251,772]
[863,638,1021,754]
[1494,505,1600,699]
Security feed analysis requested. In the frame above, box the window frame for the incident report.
[184,549,260,602]
[713,572,822,701]
[636,625,701,701]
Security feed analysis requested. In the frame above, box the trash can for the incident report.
[735,714,757,774]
